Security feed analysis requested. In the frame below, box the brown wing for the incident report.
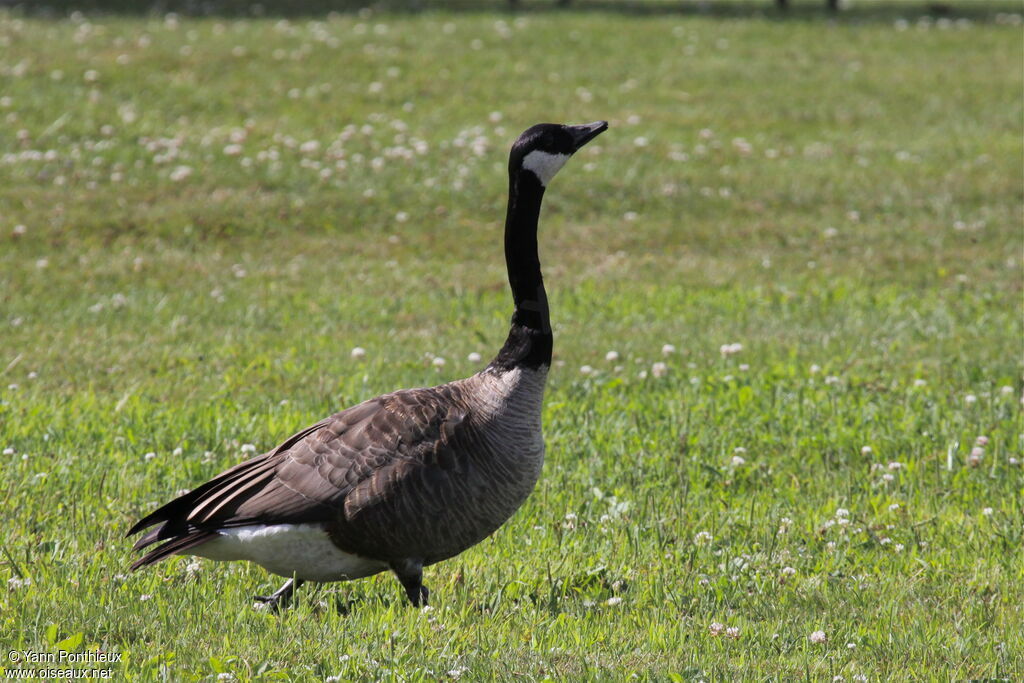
[127,385,470,567]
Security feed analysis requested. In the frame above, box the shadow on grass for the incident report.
[4,0,1022,23]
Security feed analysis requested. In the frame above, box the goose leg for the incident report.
[254,578,304,612]
[390,560,429,607]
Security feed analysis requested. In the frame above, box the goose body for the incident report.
[127,120,608,607]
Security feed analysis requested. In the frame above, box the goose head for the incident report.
[510,121,608,187]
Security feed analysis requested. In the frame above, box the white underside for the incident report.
[190,523,387,582]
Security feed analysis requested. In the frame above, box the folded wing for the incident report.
[127,386,470,569]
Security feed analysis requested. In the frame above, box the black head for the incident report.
[509,121,609,186]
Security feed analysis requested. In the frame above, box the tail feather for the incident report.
[125,462,259,539]
[126,419,331,571]
[129,531,217,571]
[125,420,328,540]
[132,523,167,551]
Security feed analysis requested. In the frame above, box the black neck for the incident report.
[488,170,552,371]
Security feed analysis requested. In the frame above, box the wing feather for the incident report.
[127,387,472,568]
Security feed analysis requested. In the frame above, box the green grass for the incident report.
[1,3,1022,680]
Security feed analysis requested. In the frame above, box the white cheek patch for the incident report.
[521,150,570,186]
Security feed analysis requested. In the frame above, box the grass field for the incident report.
[1,2,1022,679]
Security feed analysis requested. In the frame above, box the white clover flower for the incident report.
[661,344,676,356]
[432,357,446,368]
[693,531,713,546]
[350,347,366,360]
[2,447,14,456]
[240,444,257,454]
[605,350,620,362]
[467,352,482,363]
[579,365,594,376]
[888,503,900,512]
[732,137,752,155]
[860,446,872,455]
[605,596,623,607]
[709,622,725,636]
[965,394,977,405]
[651,362,668,378]
[809,630,827,644]
[725,626,740,639]
[824,375,841,385]
[169,165,192,181]
[913,378,927,387]
[143,452,157,461]
[982,507,994,516]
[894,544,905,552]
[140,594,153,601]
[975,435,989,446]
[730,455,746,467]
[835,508,849,518]
[1000,385,1014,395]
[781,567,796,576]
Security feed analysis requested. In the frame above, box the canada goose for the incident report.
[127,120,609,609]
